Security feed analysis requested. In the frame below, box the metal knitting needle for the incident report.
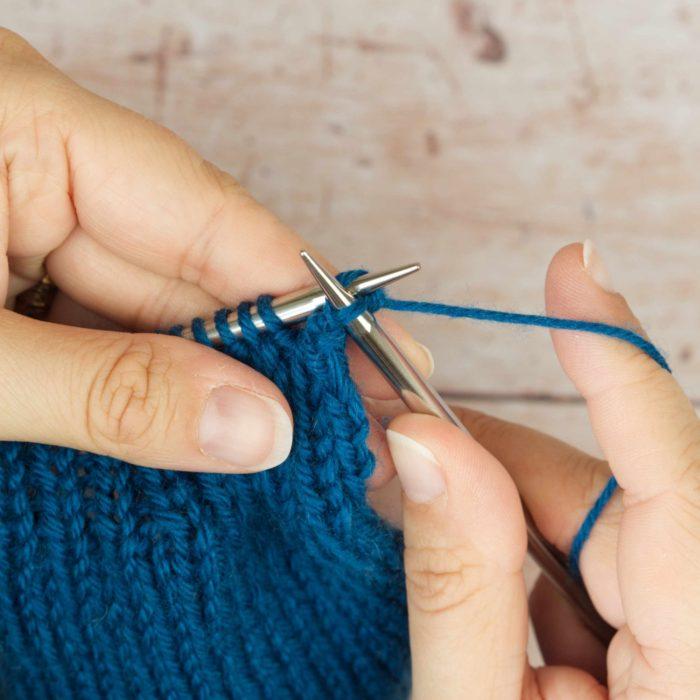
[181,263,420,345]
[300,249,615,646]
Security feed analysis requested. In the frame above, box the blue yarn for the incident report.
[0,270,670,696]
[383,300,671,371]
[0,284,409,699]
[336,277,670,580]
[568,476,619,580]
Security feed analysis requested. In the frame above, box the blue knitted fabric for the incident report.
[0,271,670,698]
[0,285,409,699]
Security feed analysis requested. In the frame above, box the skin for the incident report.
[384,244,700,697]
[3,29,699,698]
[0,28,429,475]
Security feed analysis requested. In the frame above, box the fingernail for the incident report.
[386,429,446,503]
[199,386,293,471]
[416,341,435,378]
[582,239,615,293]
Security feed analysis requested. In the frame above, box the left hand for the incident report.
[0,29,431,475]
[385,242,700,698]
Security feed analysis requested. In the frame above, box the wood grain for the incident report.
[7,6,697,661]
[4,1,700,440]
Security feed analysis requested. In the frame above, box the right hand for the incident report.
[0,29,432,475]
[385,242,700,697]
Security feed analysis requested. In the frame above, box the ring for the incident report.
[13,275,58,320]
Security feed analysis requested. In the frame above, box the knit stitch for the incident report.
[0,271,670,699]
[0,284,409,699]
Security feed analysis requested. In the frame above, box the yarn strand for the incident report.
[332,272,671,578]
[0,272,673,697]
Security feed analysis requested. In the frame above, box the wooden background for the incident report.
[4,0,700,455]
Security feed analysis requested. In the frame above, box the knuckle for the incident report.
[178,193,230,289]
[404,544,485,615]
[178,174,249,298]
[0,28,46,74]
[84,336,177,452]
[668,486,700,552]
[0,30,71,137]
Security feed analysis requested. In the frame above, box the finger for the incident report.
[455,406,624,625]
[369,403,608,537]
[547,241,700,649]
[0,310,292,472]
[527,666,607,699]
[40,284,411,497]
[454,406,614,556]
[47,291,123,331]
[529,574,606,683]
[46,228,222,330]
[1,27,309,303]
[348,313,435,400]
[387,413,528,698]
[546,241,699,502]
[47,230,435,390]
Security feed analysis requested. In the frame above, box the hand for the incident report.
[0,29,431,474]
[385,242,700,697]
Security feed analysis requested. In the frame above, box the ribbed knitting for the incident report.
[0,286,410,699]
[0,271,671,699]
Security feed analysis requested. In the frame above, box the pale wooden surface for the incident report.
[12,1,698,669]
[5,1,700,446]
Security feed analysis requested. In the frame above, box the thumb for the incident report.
[0,310,293,472]
[386,413,528,699]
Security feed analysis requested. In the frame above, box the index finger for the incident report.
[1,28,308,304]
[1,30,432,401]
[545,242,699,503]
[546,244,700,651]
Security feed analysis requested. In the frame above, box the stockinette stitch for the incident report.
[0,279,410,699]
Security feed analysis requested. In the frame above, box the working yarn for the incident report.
[0,272,669,699]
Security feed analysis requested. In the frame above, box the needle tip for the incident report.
[300,249,355,309]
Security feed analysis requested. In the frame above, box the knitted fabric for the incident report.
[0,282,409,699]
[0,272,670,699]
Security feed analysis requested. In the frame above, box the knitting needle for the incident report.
[300,249,615,646]
[180,263,420,345]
